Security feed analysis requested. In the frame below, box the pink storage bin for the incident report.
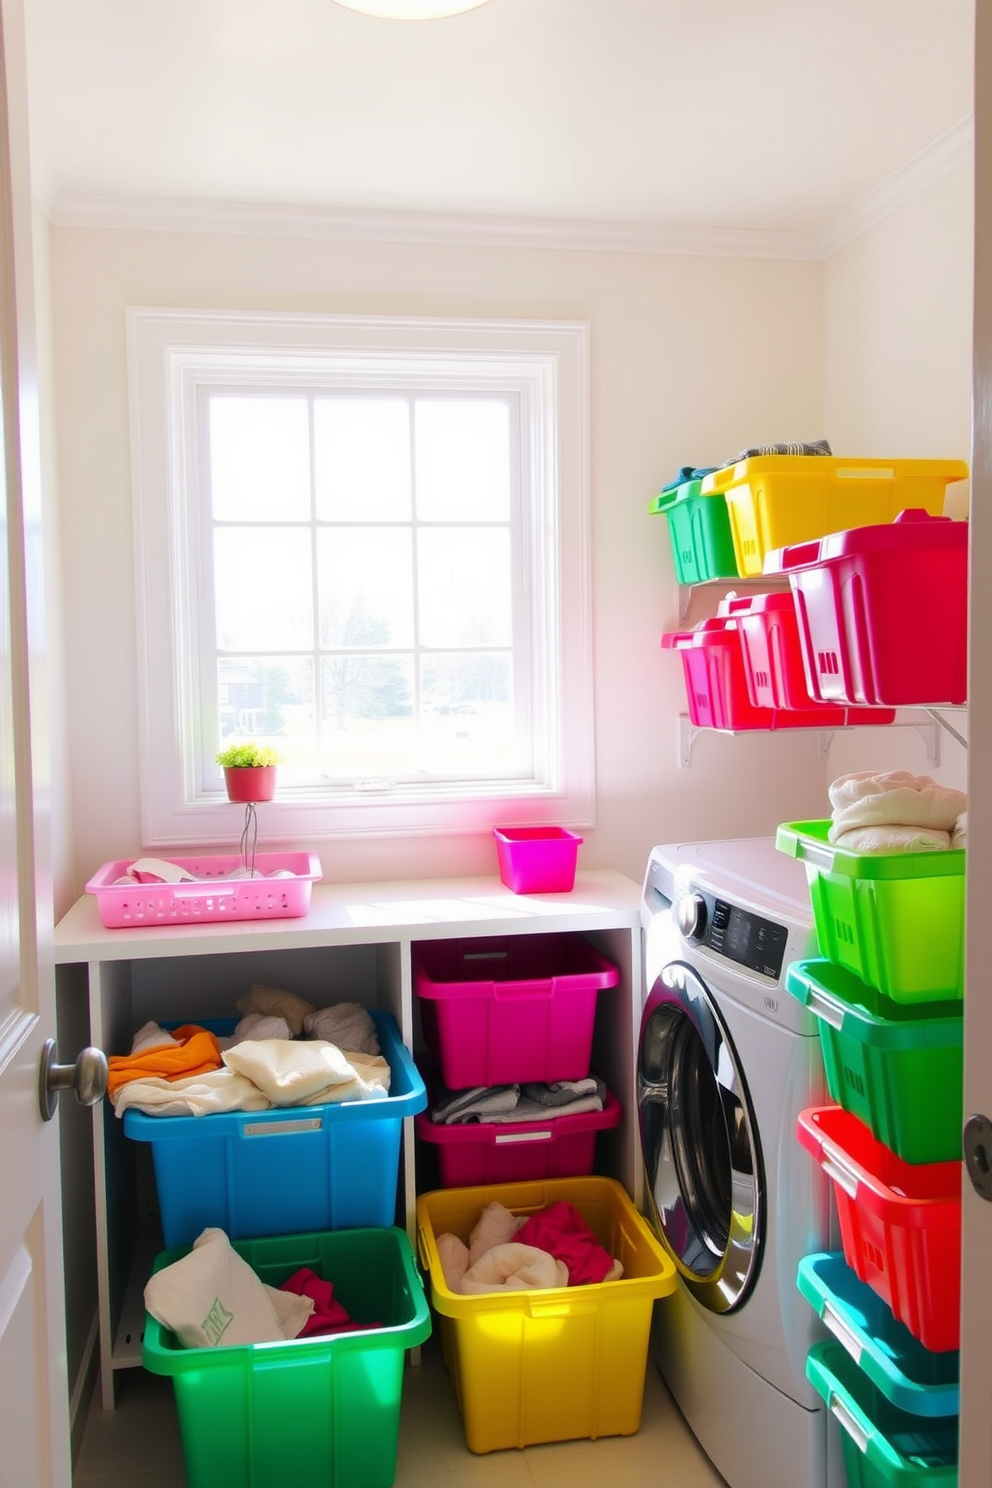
[414,1089,622,1188]
[719,593,895,725]
[661,616,867,730]
[413,934,619,1088]
[797,1105,962,1354]
[493,826,582,894]
[85,852,323,928]
[764,509,968,706]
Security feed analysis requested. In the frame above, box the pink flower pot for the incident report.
[223,766,276,803]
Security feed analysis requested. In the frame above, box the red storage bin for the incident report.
[413,934,619,1088]
[718,593,895,723]
[661,616,889,731]
[797,1105,961,1353]
[765,509,968,707]
[414,1090,622,1188]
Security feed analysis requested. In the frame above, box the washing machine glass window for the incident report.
[638,959,764,1313]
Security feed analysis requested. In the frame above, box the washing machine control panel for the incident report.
[678,886,790,980]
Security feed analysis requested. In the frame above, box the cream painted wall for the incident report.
[48,228,831,903]
[822,161,973,792]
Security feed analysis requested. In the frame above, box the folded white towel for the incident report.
[833,825,952,855]
[144,1227,312,1348]
[303,1003,380,1055]
[112,1069,272,1118]
[223,1039,391,1105]
[953,811,967,850]
[130,1021,181,1056]
[828,771,966,843]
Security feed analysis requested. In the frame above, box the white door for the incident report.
[0,0,73,1484]
[960,4,992,1480]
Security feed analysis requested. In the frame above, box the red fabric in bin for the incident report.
[516,1201,616,1286]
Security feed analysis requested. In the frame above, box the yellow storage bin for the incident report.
[700,456,968,577]
[415,1175,677,1453]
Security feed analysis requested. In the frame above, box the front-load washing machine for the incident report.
[639,837,843,1488]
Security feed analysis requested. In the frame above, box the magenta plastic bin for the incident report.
[719,593,895,725]
[764,509,969,707]
[661,616,875,731]
[85,852,323,929]
[414,1090,622,1188]
[413,934,620,1088]
[493,826,583,894]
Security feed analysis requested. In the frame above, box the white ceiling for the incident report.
[21,0,975,256]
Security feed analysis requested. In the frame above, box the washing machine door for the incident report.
[638,958,764,1313]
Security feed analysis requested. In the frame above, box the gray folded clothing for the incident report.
[431,1085,520,1124]
[725,439,831,464]
[519,1077,604,1108]
[431,1076,606,1126]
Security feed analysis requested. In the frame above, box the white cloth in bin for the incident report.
[828,771,966,845]
[222,1038,391,1105]
[112,1068,272,1118]
[235,984,315,1036]
[224,1013,293,1048]
[953,811,968,849]
[303,1003,380,1055]
[144,1227,313,1348]
[130,1021,181,1055]
[829,825,952,855]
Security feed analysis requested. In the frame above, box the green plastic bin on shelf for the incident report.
[776,820,965,1004]
[785,959,963,1165]
[648,476,739,584]
[143,1227,431,1488]
[806,1341,957,1488]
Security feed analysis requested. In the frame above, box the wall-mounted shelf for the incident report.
[676,708,965,769]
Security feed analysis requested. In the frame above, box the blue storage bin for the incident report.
[798,1253,958,1417]
[123,1010,426,1247]
[806,1341,957,1488]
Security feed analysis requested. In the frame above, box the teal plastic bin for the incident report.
[798,1254,958,1418]
[648,476,739,584]
[806,1340,958,1488]
[785,960,963,1164]
[143,1226,432,1488]
[776,820,965,1003]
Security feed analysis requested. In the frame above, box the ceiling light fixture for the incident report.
[330,0,492,18]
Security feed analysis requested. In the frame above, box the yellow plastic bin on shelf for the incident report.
[415,1175,677,1454]
[700,456,968,577]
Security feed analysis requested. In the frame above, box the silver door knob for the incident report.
[38,1039,108,1122]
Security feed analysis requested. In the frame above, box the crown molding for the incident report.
[46,192,822,259]
[45,116,973,263]
[815,114,973,259]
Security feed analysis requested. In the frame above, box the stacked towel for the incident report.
[436,1199,622,1296]
[724,439,831,464]
[828,771,966,854]
[431,1076,606,1126]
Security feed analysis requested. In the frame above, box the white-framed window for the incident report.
[126,309,593,845]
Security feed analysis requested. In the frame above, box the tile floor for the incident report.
[72,1332,728,1488]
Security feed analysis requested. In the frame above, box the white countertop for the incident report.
[54,868,642,963]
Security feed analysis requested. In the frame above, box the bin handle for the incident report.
[494,1129,553,1145]
[493,981,555,1000]
[169,881,238,899]
[829,1394,870,1454]
[821,1147,861,1200]
[416,1225,432,1272]
[821,1299,864,1364]
[835,464,895,481]
[805,986,845,1030]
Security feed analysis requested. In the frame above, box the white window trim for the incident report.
[126,308,594,846]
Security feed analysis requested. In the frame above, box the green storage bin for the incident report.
[785,959,963,1164]
[776,820,965,1003]
[806,1341,958,1488]
[143,1227,432,1488]
[648,476,739,584]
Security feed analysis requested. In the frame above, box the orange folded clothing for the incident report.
[108,1024,223,1099]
